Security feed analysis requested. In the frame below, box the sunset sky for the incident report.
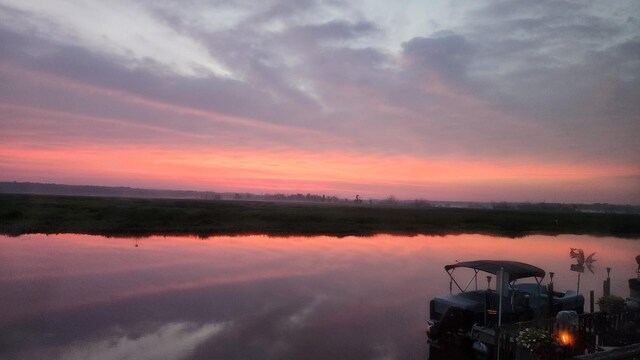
[1,0,639,204]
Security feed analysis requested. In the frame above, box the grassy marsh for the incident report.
[0,194,638,238]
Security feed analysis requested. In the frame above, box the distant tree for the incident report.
[384,195,397,205]
[412,199,430,207]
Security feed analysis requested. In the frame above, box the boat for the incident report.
[426,260,584,350]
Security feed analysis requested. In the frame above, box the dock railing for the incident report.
[495,310,640,359]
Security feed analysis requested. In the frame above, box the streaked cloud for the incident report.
[0,0,234,77]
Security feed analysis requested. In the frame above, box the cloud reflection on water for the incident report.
[60,322,227,360]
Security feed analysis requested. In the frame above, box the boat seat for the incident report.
[512,290,530,312]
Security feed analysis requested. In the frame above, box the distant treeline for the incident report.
[490,201,640,214]
[0,181,350,203]
[231,192,345,202]
[1,181,639,214]
[1,194,639,238]
[0,181,218,200]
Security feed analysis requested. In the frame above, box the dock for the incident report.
[494,310,640,360]
[574,343,640,360]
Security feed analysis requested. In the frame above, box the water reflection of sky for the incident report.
[0,234,637,360]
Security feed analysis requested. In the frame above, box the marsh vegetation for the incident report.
[1,194,638,238]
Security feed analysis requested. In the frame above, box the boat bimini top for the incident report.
[444,260,546,294]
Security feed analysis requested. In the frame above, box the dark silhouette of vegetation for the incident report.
[0,194,639,238]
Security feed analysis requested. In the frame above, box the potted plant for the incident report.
[596,295,626,314]
[516,327,564,360]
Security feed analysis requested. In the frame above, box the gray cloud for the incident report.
[290,19,379,42]
[248,0,345,24]
[424,1,640,162]
[402,31,475,81]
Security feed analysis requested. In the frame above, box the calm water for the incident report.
[0,234,637,360]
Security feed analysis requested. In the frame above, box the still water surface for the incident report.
[0,234,637,360]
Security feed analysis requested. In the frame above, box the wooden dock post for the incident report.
[548,272,555,316]
[603,267,611,297]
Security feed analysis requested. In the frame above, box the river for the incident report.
[0,233,637,359]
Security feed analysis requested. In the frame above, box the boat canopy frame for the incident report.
[444,260,546,294]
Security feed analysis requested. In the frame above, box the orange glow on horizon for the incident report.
[1,143,638,200]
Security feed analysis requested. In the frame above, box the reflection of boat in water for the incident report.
[426,260,584,357]
[628,255,640,310]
